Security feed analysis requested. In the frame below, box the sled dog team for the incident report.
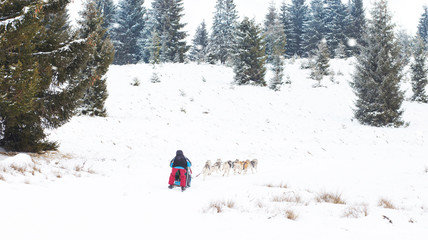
[201,158,258,180]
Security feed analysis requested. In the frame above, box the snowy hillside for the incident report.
[1,59,428,239]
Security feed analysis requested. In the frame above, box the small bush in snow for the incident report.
[0,174,5,181]
[151,72,161,83]
[179,89,186,97]
[131,77,140,86]
[316,192,346,204]
[378,198,396,209]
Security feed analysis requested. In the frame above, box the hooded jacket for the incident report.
[170,150,191,169]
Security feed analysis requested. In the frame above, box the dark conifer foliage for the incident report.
[189,21,209,63]
[112,0,146,65]
[78,0,115,117]
[351,0,404,127]
[348,0,366,54]
[1,0,93,152]
[209,0,239,64]
[280,0,309,58]
[233,17,266,86]
[302,0,325,56]
[323,0,350,57]
[411,36,428,103]
[418,6,428,44]
[151,0,189,63]
[95,0,117,35]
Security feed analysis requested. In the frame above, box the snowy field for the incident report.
[1,59,428,239]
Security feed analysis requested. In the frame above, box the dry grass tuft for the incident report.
[316,192,346,204]
[204,200,236,213]
[378,198,396,209]
[272,193,302,203]
[284,209,298,220]
[0,174,5,181]
[343,204,369,218]
[266,182,288,189]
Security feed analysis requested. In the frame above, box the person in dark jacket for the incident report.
[168,150,192,191]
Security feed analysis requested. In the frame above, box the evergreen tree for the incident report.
[351,0,405,127]
[150,0,189,63]
[209,0,238,64]
[233,17,267,86]
[112,0,145,65]
[264,2,277,63]
[418,6,428,44]
[348,0,366,55]
[95,0,117,36]
[324,0,350,57]
[282,0,309,57]
[1,0,93,152]
[269,19,286,91]
[279,1,293,57]
[78,0,114,117]
[411,36,428,103]
[302,0,326,57]
[310,40,330,86]
[189,21,209,63]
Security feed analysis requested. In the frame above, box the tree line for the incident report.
[1,0,428,152]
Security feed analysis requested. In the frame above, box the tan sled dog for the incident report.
[222,160,233,177]
[201,160,212,180]
[233,159,243,174]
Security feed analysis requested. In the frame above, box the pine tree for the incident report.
[418,6,428,44]
[78,0,114,117]
[324,0,350,57]
[112,0,146,65]
[1,0,93,152]
[208,0,238,64]
[269,20,286,91]
[302,0,326,57]
[233,17,267,86]
[351,0,405,127]
[411,36,428,103]
[348,0,366,55]
[150,0,189,63]
[189,21,209,63]
[95,0,117,36]
[264,2,281,63]
[310,40,330,86]
[279,1,293,57]
[282,0,309,57]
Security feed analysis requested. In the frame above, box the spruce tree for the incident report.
[279,1,293,57]
[95,0,117,36]
[112,0,146,65]
[302,0,326,57]
[78,0,114,117]
[282,0,309,57]
[189,21,209,63]
[351,0,405,127]
[1,0,93,152]
[209,0,238,64]
[324,0,350,57]
[411,36,428,103]
[233,17,267,86]
[348,0,366,55]
[269,20,286,91]
[150,0,189,63]
[264,2,280,63]
[310,40,330,87]
[418,6,428,44]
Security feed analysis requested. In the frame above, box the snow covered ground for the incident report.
[1,58,428,240]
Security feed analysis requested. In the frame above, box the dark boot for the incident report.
[168,185,174,189]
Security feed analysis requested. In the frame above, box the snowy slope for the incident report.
[1,59,428,240]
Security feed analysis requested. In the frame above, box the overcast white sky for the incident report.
[71,0,428,39]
